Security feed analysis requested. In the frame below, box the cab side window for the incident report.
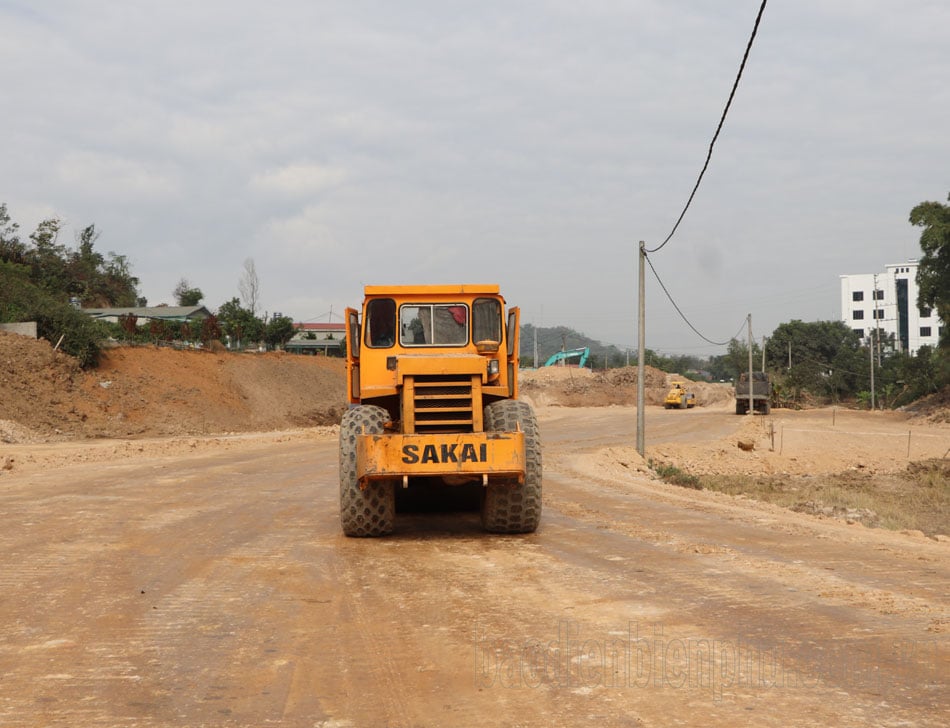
[472,298,502,343]
[365,298,396,348]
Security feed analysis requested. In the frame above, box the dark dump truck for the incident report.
[735,371,771,415]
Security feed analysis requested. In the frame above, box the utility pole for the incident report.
[533,326,538,369]
[787,340,792,370]
[747,314,754,415]
[636,242,646,456]
[873,274,882,366]
[761,336,766,372]
[869,334,875,410]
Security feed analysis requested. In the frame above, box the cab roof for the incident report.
[364,284,500,297]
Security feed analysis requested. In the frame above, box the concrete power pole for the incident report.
[637,242,646,456]
[873,274,882,365]
[747,314,754,416]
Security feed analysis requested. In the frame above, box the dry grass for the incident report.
[653,458,950,537]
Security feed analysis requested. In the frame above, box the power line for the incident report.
[794,353,868,379]
[645,0,768,254]
[644,252,746,346]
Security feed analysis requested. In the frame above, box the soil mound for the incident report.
[519,365,733,408]
[0,331,346,441]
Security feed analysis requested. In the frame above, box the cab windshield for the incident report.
[399,304,468,346]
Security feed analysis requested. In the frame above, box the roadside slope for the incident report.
[0,332,346,440]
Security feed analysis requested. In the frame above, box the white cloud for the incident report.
[257,205,343,256]
[1,0,947,351]
[56,151,179,200]
[250,164,347,198]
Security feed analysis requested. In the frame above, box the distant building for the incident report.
[840,260,943,355]
[81,305,212,324]
[286,321,346,355]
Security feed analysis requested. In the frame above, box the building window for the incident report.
[853,328,864,338]
[852,310,864,320]
[873,309,884,320]
[873,290,884,300]
[920,327,932,337]
[852,291,864,302]
[920,307,932,318]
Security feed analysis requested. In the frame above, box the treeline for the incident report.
[732,320,944,409]
[1,204,140,366]
[522,319,945,409]
[3,190,947,407]
[0,205,300,367]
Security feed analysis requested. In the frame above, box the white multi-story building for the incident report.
[840,260,943,355]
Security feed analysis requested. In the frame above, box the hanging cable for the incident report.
[794,353,868,379]
[646,0,768,254]
[644,252,746,346]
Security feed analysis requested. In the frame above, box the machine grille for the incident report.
[411,375,476,433]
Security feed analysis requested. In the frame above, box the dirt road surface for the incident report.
[0,407,946,727]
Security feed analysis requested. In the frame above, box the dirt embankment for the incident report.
[519,364,733,408]
[2,334,732,443]
[0,331,347,442]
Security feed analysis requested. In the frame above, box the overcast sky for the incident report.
[2,0,947,354]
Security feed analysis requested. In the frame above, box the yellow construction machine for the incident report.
[664,381,696,409]
[340,285,541,536]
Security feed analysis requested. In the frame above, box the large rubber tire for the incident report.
[481,400,542,534]
[679,397,687,409]
[339,405,395,537]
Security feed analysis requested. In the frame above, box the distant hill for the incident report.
[520,324,726,380]
[519,324,630,369]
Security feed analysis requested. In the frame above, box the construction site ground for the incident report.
[0,332,947,726]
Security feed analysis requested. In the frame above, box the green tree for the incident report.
[876,346,941,408]
[911,193,950,337]
[66,225,105,304]
[0,260,105,367]
[2,206,140,307]
[68,227,140,307]
[706,353,736,382]
[28,217,69,295]
[721,337,763,382]
[910,193,950,387]
[264,314,296,349]
[173,278,204,307]
[102,252,140,307]
[0,203,26,264]
[766,320,866,402]
[217,297,263,348]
